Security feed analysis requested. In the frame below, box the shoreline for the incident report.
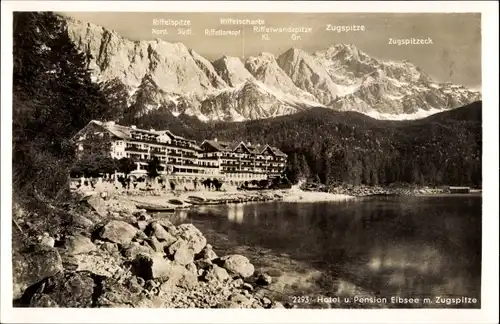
[310,184,482,198]
[106,188,356,213]
[99,185,481,214]
[74,183,485,217]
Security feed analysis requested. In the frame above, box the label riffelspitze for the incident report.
[153,19,191,27]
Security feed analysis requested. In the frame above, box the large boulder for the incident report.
[123,242,155,260]
[167,239,187,256]
[13,249,63,300]
[155,219,178,235]
[100,220,138,245]
[197,245,218,261]
[220,255,255,278]
[68,252,127,279]
[203,265,230,283]
[176,224,207,254]
[185,262,197,275]
[158,263,198,292]
[134,210,152,221]
[125,276,144,295]
[174,245,195,266]
[194,259,213,270]
[147,236,165,253]
[150,222,177,246]
[95,277,163,308]
[256,273,273,286]
[71,214,94,229]
[156,218,174,229]
[30,272,95,308]
[136,220,148,231]
[39,233,55,248]
[84,195,108,218]
[133,253,172,280]
[100,242,119,254]
[65,234,96,256]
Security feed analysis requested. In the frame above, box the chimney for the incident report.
[107,121,115,126]
[214,138,218,142]
[131,125,136,129]
[247,141,251,146]
[150,128,155,132]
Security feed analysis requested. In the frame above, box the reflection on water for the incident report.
[167,195,482,308]
[157,209,188,223]
[227,204,244,224]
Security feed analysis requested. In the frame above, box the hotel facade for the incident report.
[72,120,287,183]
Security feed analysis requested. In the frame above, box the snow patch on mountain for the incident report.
[277,47,341,106]
[212,56,255,87]
[66,17,217,98]
[244,52,320,105]
[64,16,481,122]
[199,78,311,121]
[365,107,444,120]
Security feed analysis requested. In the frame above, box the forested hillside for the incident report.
[13,12,122,200]
[134,101,482,187]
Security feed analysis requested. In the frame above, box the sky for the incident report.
[60,12,482,88]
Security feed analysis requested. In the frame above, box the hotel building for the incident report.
[72,120,287,182]
[199,140,287,182]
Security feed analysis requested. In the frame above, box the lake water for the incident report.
[163,194,482,308]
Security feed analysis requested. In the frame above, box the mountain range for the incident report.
[65,16,481,122]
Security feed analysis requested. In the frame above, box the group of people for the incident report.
[73,175,225,193]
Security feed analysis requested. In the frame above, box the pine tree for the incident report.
[117,157,137,176]
[297,154,311,181]
[147,157,161,181]
[13,12,114,198]
[99,78,129,121]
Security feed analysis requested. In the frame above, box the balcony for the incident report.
[150,148,166,154]
[222,169,266,174]
[129,137,163,145]
[167,152,183,158]
[183,160,198,166]
[131,157,149,163]
[198,156,219,161]
[221,163,241,167]
[166,142,193,150]
[199,165,219,169]
[125,147,149,153]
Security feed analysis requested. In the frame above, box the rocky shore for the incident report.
[118,190,286,213]
[300,182,452,197]
[12,196,285,309]
[328,185,447,197]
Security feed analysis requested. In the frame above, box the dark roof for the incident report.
[268,146,287,157]
[202,140,287,157]
[79,120,190,142]
[76,121,287,158]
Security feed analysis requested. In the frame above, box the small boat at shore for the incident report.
[136,204,176,212]
[184,196,206,205]
[168,199,185,206]
[187,195,206,202]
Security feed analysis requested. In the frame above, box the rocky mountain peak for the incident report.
[212,55,255,87]
[63,15,481,122]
